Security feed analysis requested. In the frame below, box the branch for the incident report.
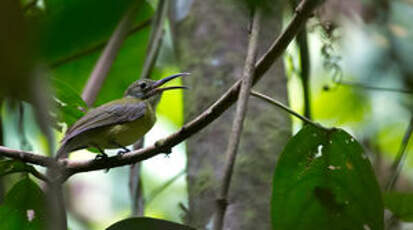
[250,90,318,126]
[213,7,261,230]
[61,0,322,178]
[50,18,151,69]
[385,115,413,191]
[81,2,141,107]
[139,0,168,80]
[0,146,53,166]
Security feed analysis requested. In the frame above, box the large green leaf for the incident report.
[271,125,383,230]
[384,192,413,222]
[105,217,195,230]
[0,178,46,230]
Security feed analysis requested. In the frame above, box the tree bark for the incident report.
[171,2,291,229]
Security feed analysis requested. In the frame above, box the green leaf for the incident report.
[0,178,46,230]
[105,217,195,230]
[50,77,87,128]
[271,125,383,230]
[0,160,36,177]
[384,192,413,222]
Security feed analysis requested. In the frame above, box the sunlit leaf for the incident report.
[105,217,195,230]
[50,77,86,128]
[0,178,46,230]
[313,85,371,125]
[271,125,383,230]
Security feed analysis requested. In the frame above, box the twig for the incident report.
[385,116,413,191]
[213,7,261,230]
[336,80,413,94]
[250,90,317,126]
[0,0,322,179]
[50,18,152,69]
[291,0,311,120]
[139,0,168,80]
[81,3,141,107]
[130,140,144,216]
[297,29,312,118]
[28,167,50,183]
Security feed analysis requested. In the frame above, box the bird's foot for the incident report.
[95,153,109,161]
[154,140,172,157]
[163,147,172,158]
[117,148,130,156]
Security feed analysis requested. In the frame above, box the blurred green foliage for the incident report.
[384,192,413,222]
[0,177,46,230]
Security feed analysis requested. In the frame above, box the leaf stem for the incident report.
[250,90,318,126]
[385,115,413,191]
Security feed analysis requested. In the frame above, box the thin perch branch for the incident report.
[213,7,261,230]
[81,3,140,107]
[385,115,413,191]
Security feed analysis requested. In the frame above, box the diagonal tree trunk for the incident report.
[171,1,291,229]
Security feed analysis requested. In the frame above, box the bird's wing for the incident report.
[62,99,147,143]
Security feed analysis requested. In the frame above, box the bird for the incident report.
[55,73,189,159]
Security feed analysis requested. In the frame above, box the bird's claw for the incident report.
[95,153,108,161]
[163,147,172,158]
[117,149,130,156]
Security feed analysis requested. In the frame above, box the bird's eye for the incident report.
[139,82,147,89]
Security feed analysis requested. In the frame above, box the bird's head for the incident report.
[124,73,190,100]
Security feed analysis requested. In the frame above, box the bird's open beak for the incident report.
[150,73,190,95]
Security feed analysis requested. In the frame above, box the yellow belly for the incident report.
[79,103,156,149]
